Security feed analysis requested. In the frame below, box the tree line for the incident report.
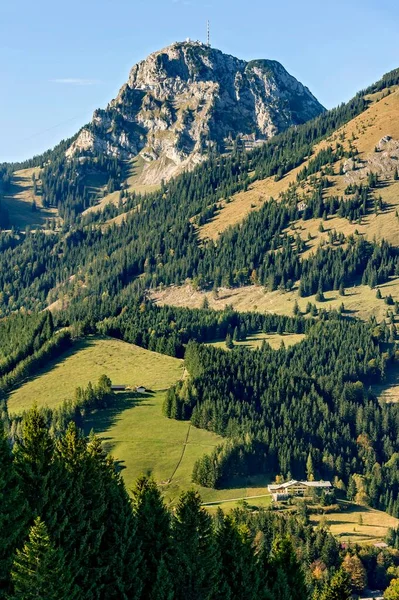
[165,318,399,516]
[4,406,399,599]
[0,407,354,600]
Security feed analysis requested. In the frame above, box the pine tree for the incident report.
[13,406,64,532]
[201,296,210,310]
[94,451,142,599]
[319,568,351,600]
[172,490,219,600]
[270,536,308,600]
[150,557,174,600]
[131,476,172,600]
[269,569,292,600]
[9,517,77,600]
[346,475,356,501]
[225,334,234,349]
[217,515,259,600]
[0,424,27,597]
[55,426,108,599]
[306,452,315,480]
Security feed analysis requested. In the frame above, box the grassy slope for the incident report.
[8,336,184,413]
[373,362,399,403]
[311,501,399,544]
[83,156,161,217]
[199,86,399,242]
[151,278,399,323]
[207,331,305,350]
[153,87,399,326]
[83,391,224,503]
[2,167,58,229]
[7,335,274,503]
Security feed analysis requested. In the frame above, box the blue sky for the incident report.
[1,0,399,162]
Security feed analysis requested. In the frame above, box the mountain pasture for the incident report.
[83,390,224,502]
[151,278,399,323]
[1,167,58,229]
[7,336,183,414]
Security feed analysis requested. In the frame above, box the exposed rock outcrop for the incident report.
[343,135,399,184]
[66,41,325,183]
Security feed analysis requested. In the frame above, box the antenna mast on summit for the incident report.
[207,19,210,47]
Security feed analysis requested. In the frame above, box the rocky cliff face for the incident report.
[66,41,325,184]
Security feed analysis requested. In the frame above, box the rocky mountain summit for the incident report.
[66,41,325,183]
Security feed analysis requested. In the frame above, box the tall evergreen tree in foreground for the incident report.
[172,490,219,600]
[216,515,261,600]
[131,476,172,600]
[8,517,77,600]
[318,568,352,600]
[0,424,27,598]
[13,405,64,530]
[269,536,308,600]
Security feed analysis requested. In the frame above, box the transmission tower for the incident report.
[207,20,210,47]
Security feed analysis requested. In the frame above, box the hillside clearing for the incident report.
[311,501,398,544]
[373,363,399,403]
[2,167,58,229]
[151,278,399,323]
[83,156,161,216]
[83,391,224,503]
[8,336,183,414]
[198,86,399,242]
[207,331,305,350]
[7,335,271,504]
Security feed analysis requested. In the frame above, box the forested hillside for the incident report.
[3,409,399,600]
[0,68,398,319]
[2,62,399,599]
[166,319,399,514]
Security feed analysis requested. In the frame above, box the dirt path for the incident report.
[202,493,271,506]
[166,423,192,484]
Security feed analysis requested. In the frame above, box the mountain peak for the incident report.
[66,44,325,184]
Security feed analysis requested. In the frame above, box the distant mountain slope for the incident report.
[198,84,399,243]
[66,41,324,185]
[0,66,398,318]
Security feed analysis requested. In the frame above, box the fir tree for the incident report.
[13,406,64,532]
[172,490,219,600]
[55,426,108,599]
[131,476,172,600]
[150,557,174,600]
[0,425,27,597]
[217,515,260,600]
[9,517,77,600]
[319,568,351,600]
[225,334,234,349]
[94,446,142,600]
[270,536,308,600]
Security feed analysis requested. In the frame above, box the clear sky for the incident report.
[1,0,399,162]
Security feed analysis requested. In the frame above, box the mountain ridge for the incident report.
[65,41,325,184]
